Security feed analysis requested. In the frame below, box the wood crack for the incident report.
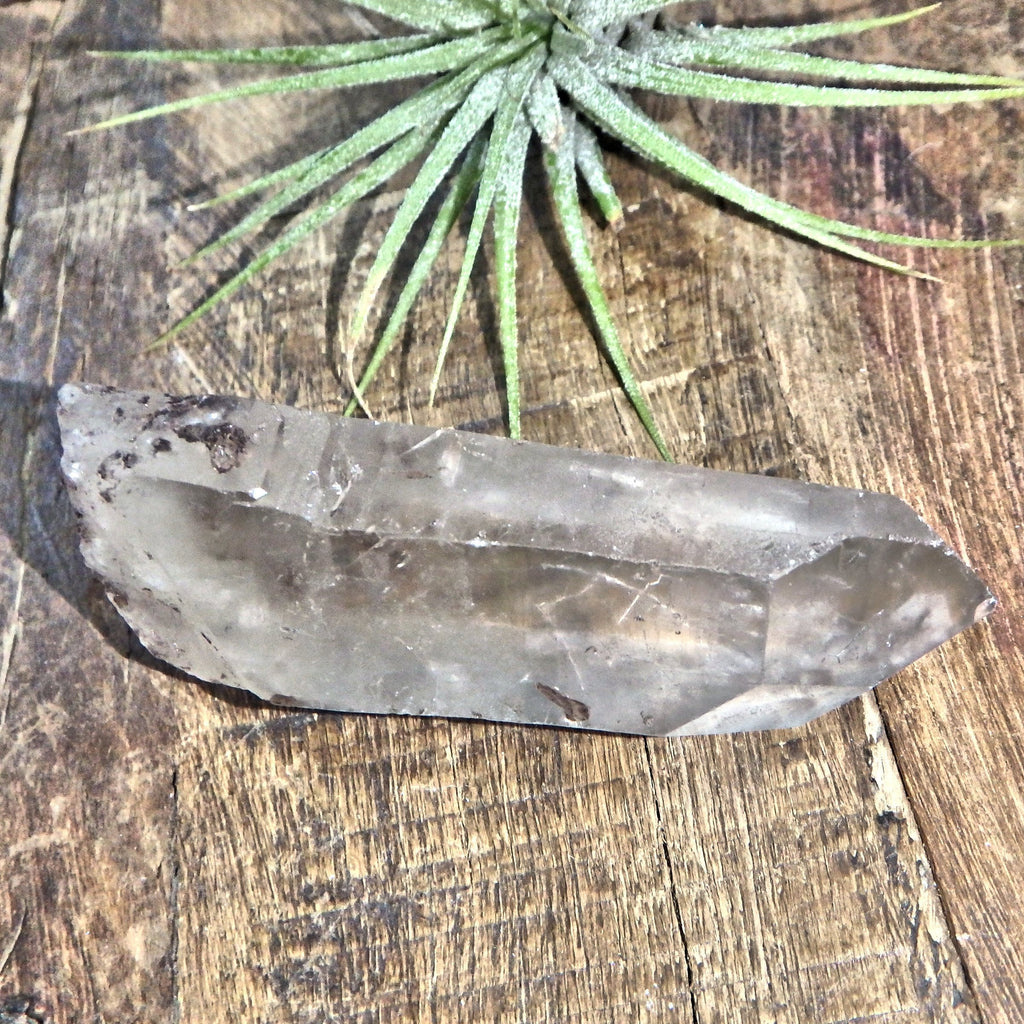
[0,7,58,313]
[643,736,700,1024]
[0,907,26,979]
[168,766,182,1024]
[861,696,983,1021]
[0,561,25,729]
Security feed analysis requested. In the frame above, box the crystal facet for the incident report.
[57,383,993,735]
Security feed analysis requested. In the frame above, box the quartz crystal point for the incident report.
[57,383,994,736]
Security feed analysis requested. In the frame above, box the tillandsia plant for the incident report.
[83,1,1024,458]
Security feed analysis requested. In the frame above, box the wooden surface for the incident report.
[2,2,1023,1021]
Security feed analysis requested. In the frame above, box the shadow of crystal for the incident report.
[0,378,271,710]
[0,379,128,642]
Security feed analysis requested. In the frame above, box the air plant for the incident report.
[84,1,1024,458]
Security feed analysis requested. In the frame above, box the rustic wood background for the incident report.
[2,1,1022,1021]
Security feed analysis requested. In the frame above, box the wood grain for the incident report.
[1,1,1022,1022]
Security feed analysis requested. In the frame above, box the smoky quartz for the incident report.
[58,383,993,735]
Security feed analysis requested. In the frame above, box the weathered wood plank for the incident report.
[1,1,1022,1022]
[682,7,1024,1021]
[1,6,183,1023]
[172,714,697,1022]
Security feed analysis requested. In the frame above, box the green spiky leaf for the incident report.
[87,1,1024,457]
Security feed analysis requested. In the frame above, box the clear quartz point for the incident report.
[57,383,994,735]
